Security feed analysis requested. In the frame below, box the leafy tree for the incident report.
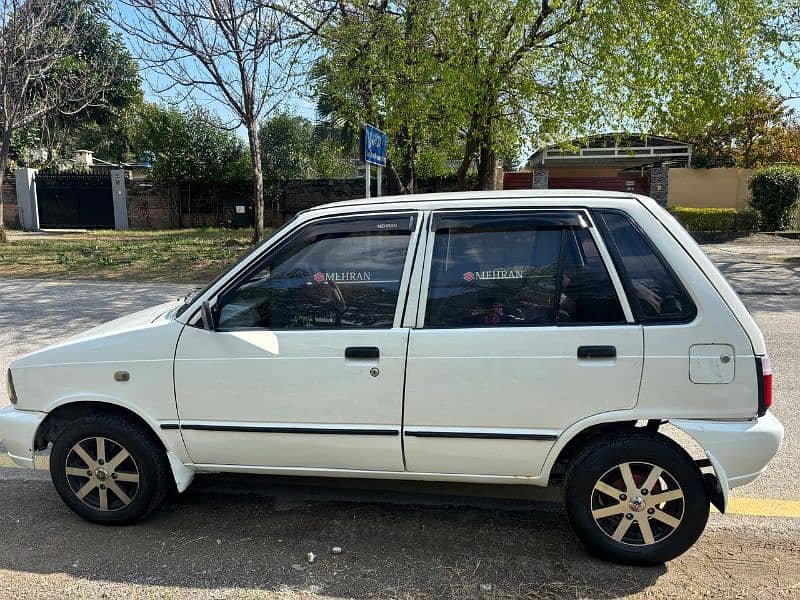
[259,111,355,207]
[0,0,121,240]
[670,79,800,168]
[316,0,782,191]
[34,0,141,163]
[313,1,455,193]
[131,104,250,185]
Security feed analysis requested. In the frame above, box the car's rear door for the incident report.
[173,212,420,472]
[402,209,644,477]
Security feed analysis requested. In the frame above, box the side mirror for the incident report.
[200,301,216,331]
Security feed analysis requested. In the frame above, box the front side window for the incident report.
[217,214,415,329]
[595,210,696,323]
[424,212,624,328]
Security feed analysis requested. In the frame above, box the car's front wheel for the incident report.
[564,430,709,565]
[49,414,170,524]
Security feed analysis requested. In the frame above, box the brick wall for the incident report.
[281,178,364,216]
[127,179,252,229]
[1,174,18,228]
[127,175,471,229]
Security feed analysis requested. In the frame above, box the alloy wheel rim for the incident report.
[590,461,685,546]
[65,437,140,512]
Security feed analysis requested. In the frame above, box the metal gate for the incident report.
[503,171,534,190]
[36,173,114,228]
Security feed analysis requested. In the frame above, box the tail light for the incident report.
[756,355,773,415]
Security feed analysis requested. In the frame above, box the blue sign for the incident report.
[364,124,387,167]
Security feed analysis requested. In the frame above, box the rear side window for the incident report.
[595,210,696,323]
[424,212,624,328]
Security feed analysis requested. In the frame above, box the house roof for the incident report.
[528,133,692,168]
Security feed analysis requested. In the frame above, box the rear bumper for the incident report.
[0,406,46,469]
[672,412,784,512]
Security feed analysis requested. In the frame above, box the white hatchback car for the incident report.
[0,191,783,565]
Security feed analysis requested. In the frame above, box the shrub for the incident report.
[669,207,758,233]
[749,166,800,231]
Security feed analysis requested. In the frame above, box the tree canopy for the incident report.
[670,79,800,168]
[315,0,785,191]
[132,104,251,185]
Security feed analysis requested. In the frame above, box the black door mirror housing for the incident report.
[200,301,216,331]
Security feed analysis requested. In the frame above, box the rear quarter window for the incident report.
[595,210,696,324]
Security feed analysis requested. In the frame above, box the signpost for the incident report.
[362,124,387,199]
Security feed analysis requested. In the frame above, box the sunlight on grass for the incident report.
[0,228,263,283]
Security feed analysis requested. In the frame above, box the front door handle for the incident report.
[345,346,380,360]
[577,345,617,359]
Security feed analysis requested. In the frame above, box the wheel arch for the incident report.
[34,399,195,493]
[35,400,165,452]
[544,414,724,512]
[546,420,638,485]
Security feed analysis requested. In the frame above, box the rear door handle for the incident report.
[577,345,617,359]
[345,346,380,360]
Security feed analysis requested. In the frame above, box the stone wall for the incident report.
[648,166,669,206]
[532,167,549,190]
[1,175,18,228]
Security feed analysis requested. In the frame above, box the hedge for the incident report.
[669,207,759,233]
[749,166,800,231]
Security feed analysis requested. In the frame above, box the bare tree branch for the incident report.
[0,0,117,240]
[116,0,329,241]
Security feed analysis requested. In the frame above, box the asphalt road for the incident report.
[0,236,799,598]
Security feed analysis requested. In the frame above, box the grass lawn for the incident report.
[0,228,265,283]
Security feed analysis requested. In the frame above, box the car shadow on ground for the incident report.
[0,475,667,599]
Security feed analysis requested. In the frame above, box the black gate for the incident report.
[36,173,114,228]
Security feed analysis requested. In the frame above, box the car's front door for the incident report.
[173,212,419,471]
[403,210,644,477]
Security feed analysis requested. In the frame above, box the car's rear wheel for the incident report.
[564,430,709,565]
[49,414,169,524]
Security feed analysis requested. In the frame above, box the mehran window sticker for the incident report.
[463,268,525,282]
[313,271,373,283]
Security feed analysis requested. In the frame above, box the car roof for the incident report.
[306,189,640,214]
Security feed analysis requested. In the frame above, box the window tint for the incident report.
[217,215,414,329]
[596,210,696,322]
[560,228,625,324]
[424,213,624,328]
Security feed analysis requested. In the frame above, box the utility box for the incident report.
[232,204,250,228]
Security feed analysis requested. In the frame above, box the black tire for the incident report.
[49,414,170,525]
[563,430,709,566]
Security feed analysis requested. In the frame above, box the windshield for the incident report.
[174,217,298,318]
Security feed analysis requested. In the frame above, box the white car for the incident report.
[0,190,783,565]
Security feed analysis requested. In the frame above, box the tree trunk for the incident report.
[246,120,265,244]
[0,166,6,244]
[457,112,481,191]
[399,141,417,194]
[456,149,474,191]
[385,159,407,195]
[476,133,497,191]
[0,128,12,243]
